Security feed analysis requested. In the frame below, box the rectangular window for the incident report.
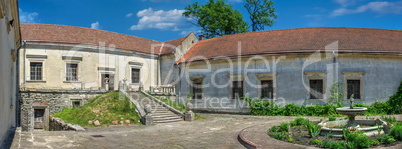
[30,62,42,80]
[66,64,78,81]
[347,80,361,99]
[261,80,273,99]
[232,81,244,99]
[309,80,324,99]
[131,68,140,83]
[72,101,81,108]
[192,82,203,99]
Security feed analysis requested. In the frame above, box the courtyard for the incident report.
[9,114,402,149]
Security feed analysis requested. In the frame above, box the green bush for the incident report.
[290,117,308,126]
[268,131,287,140]
[279,122,290,132]
[344,132,375,148]
[328,117,336,121]
[377,135,396,144]
[309,139,323,145]
[305,121,320,138]
[387,81,402,114]
[269,126,280,132]
[322,141,346,149]
[390,125,402,141]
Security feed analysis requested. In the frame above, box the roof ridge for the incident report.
[21,23,162,43]
[199,27,401,42]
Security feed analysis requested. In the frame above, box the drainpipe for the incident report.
[23,40,26,90]
[177,63,182,103]
[16,40,26,126]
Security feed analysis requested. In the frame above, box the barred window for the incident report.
[131,68,140,83]
[66,64,78,81]
[347,80,361,99]
[232,81,244,99]
[309,80,324,99]
[261,80,273,99]
[30,62,42,80]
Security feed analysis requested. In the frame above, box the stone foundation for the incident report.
[20,90,106,131]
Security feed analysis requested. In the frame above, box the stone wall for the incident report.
[20,90,105,131]
[49,117,85,132]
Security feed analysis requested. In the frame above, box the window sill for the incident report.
[26,80,46,83]
[129,83,140,85]
[63,81,82,83]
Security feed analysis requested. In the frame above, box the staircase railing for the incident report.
[141,91,184,117]
[149,85,175,94]
[118,80,146,117]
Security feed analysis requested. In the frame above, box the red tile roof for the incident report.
[160,35,188,55]
[177,27,402,63]
[21,23,162,54]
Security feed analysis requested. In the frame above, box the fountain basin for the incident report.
[336,107,367,116]
[319,119,388,137]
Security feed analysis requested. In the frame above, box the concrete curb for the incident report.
[238,125,263,149]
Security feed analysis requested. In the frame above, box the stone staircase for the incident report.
[129,92,183,124]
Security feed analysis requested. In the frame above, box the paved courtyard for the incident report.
[10,114,402,149]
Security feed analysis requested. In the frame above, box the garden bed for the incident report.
[268,117,402,149]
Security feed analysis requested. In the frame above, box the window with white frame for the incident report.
[30,62,43,80]
[66,64,78,81]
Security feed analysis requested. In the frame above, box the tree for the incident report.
[183,0,248,38]
[245,0,277,32]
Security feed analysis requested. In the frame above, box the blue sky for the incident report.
[19,0,402,41]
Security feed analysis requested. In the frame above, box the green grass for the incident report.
[53,92,140,127]
[154,96,205,120]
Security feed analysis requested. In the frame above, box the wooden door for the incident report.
[109,74,114,90]
[34,109,45,129]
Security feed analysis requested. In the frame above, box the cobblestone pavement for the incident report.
[10,114,401,149]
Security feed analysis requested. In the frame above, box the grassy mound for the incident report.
[53,92,140,127]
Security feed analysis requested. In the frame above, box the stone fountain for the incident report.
[318,95,388,136]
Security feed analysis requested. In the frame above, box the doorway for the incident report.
[101,74,114,90]
[34,109,45,129]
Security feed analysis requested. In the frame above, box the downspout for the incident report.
[177,63,182,103]
[16,40,26,126]
[23,40,26,89]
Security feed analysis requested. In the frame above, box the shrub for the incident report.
[345,132,374,148]
[290,117,307,126]
[279,122,290,132]
[309,139,323,145]
[305,121,321,138]
[390,125,402,141]
[387,81,402,114]
[269,126,280,132]
[328,117,336,121]
[377,135,396,144]
[322,141,346,149]
[268,132,287,140]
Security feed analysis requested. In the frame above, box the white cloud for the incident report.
[333,0,357,7]
[91,22,100,29]
[129,8,190,31]
[126,13,133,17]
[19,9,39,23]
[331,1,402,16]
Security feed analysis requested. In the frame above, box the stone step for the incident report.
[151,114,181,118]
[154,118,183,123]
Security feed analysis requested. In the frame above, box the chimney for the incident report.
[198,35,204,40]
